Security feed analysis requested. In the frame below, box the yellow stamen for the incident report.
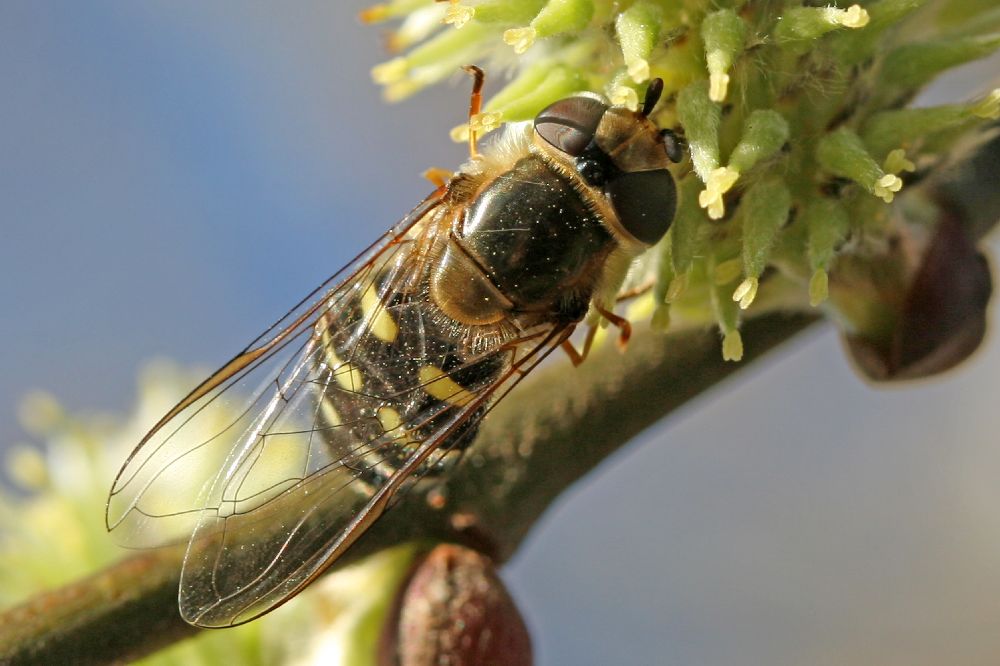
[722,330,744,361]
[444,4,475,29]
[732,277,758,310]
[626,58,650,84]
[610,86,639,111]
[873,173,903,203]
[503,27,536,54]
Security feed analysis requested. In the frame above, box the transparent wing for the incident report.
[179,324,562,627]
[106,192,569,627]
[106,195,441,547]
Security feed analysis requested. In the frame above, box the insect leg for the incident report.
[615,280,654,302]
[560,340,586,366]
[595,304,632,351]
[560,326,597,366]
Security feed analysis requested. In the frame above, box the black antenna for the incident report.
[641,78,664,117]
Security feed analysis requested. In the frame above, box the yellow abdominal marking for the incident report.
[377,406,406,440]
[361,285,399,343]
[321,400,341,427]
[327,349,363,392]
[336,363,363,392]
[418,366,475,406]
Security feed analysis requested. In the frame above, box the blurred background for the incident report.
[2,3,1000,664]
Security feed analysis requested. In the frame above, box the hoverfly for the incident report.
[106,68,683,628]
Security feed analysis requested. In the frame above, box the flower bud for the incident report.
[617,2,663,83]
[879,34,1000,95]
[701,10,746,102]
[817,127,903,203]
[504,0,594,53]
[737,178,791,308]
[862,90,1000,157]
[710,254,743,361]
[831,0,925,66]
[530,0,593,38]
[728,110,789,174]
[485,63,587,121]
[676,81,720,182]
[699,110,789,220]
[379,544,533,666]
[667,176,710,292]
[375,22,492,100]
[803,198,850,306]
[775,4,869,49]
[455,0,544,26]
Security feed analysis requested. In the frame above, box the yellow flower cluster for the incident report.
[363,0,1000,360]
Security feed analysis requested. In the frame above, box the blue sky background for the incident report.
[3,3,1000,664]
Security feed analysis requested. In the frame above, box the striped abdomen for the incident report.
[313,265,508,490]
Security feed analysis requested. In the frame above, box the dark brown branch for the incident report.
[0,546,190,665]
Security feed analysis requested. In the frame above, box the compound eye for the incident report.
[606,170,677,245]
[534,96,608,157]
